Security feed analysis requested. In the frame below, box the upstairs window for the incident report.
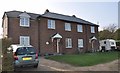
[91,26,95,33]
[65,23,71,31]
[20,17,30,27]
[48,19,55,29]
[77,24,83,32]
[19,12,30,27]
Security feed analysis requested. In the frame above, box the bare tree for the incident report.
[103,24,117,33]
[99,24,117,40]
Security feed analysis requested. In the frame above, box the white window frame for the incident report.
[20,17,30,27]
[65,23,71,31]
[66,38,72,48]
[78,39,84,48]
[91,26,95,33]
[48,19,55,29]
[77,24,83,32]
[20,36,30,45]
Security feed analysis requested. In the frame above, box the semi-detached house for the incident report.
[2,9,99,55]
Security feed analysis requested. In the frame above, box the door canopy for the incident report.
[52,33,62,39]
[91,36,97,40]
[89,36,97,43]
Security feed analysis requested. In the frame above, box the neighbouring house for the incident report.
[2,9,99,55]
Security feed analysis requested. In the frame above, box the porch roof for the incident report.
[52,33,62,39]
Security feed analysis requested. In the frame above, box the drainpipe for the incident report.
[38,18,40,55]
[85,25,88,52]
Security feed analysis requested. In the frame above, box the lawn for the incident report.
[46,51,119,67]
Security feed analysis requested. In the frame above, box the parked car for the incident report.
[9,44,39,68]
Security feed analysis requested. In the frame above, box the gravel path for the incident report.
[40,57,119,71]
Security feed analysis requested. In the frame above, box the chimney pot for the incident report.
[44,9,49,14]
[72,15,76,17]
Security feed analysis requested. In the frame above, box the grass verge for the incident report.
[46,51,119,67]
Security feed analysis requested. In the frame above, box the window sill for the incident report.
[48,28,55,30]
[78,47,84,48]
[91,32,95,34]
[20,25,30,27]
[66,47,72,49]
[65,30,71,32]
[77,31,83,33]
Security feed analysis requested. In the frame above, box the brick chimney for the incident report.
[44,9,49,14]
[72,15,76,17]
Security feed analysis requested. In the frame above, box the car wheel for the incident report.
[34,64,38,68]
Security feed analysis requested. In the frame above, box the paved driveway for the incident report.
[15,57,56,71]
[15,64,56,71]
[39,57,119,71]
[0,56,119,71]
[15,57,119,71]
[15,57,70,71]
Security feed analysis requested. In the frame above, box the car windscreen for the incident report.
[16,47,36,55]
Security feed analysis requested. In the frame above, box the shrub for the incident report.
[2,38,14,71]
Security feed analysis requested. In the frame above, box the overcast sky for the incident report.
[0,0,119,38]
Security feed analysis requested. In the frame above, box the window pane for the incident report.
[48,20,55,29]
[68,39,70,46]
[66,38,72,48]
[16,47,35,55]
[27,47,36,55]
[24,37,30,45]
[20,36,30,45]
[20,17,30,27]
[111,42,114,45]
[91,26,95,33]
[48,20,51,28]
[52,20,55,29]
[77,25,83,32]
[20,37,24,45]
[78,39,83,48]
[66,38,68,47]
[16,47,27,55]
[20,18,24,25]
[24,37,28,45]
[25,18,29,25]
[65,23,71,31]
[65,23,67,30]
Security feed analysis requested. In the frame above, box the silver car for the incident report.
[10,45,39,68]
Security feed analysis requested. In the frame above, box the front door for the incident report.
[53,38,61,53]
[53,39,57,53]
[91,40,99,52]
